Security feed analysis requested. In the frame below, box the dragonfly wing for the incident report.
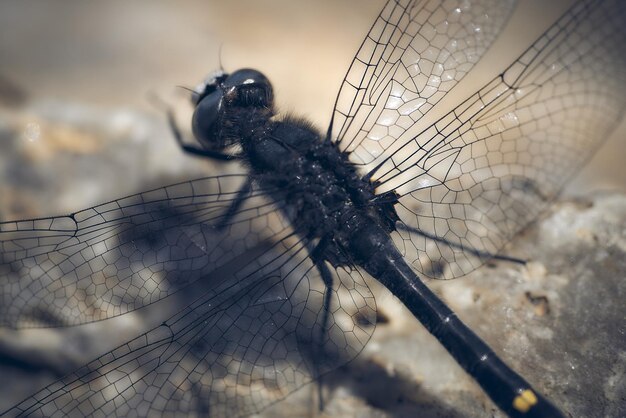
[0,175,288,328]
[374,0,626,279]
[3,236,375,417]
[329,0,516,162]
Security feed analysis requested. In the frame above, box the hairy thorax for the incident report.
[242,116,380,244]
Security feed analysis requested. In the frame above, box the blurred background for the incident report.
[0,0,624,416]
[0,0,624,218]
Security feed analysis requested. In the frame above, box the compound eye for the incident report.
[192,89,224,149]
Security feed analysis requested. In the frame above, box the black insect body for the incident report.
[2,0,625,417]
[179,66,566,418]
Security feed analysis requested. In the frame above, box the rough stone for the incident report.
[0,98,624,417]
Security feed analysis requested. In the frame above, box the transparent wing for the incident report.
[3,236,376,418]
[0,175,288,328]
[329,0,516,161]
[373,0,626,279]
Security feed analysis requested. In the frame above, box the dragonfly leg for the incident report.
[395,222,527,265]
[372,191,525,265]
[213,178,253,231]
[308,236,335,412]
[166,107,239,161]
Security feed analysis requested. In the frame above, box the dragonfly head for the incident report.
[192,68,274,150]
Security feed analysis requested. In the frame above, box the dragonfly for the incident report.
[1,0,624,417]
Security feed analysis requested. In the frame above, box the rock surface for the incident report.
[1,1,625,416]
[255,192,626,418]
[0,100,624,417]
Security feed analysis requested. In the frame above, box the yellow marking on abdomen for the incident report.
[513,389,538,413]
